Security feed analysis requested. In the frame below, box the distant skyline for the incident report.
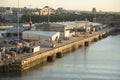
[0,0,120,12]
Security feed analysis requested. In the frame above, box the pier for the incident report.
[0,29,111,72]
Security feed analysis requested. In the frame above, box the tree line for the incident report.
[20,12,120,23]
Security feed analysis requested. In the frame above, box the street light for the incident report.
[84,18,88,38]
[29,5,32,21]
[17,0,20,41]
[29,5,32,29]
[47,10,50,23]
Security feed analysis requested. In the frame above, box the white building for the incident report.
[5,7,13,15]
[90,22,103,31]
[36,21,91,37]
[22,31,60,41]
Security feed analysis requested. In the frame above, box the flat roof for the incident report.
[51,21,89,26]
[23,31,59,37]
[90,22,102,26]
[6,27,24,33]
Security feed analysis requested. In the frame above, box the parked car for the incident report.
[9,47,24,54]
[40,41,52,47]
[7,38,24,45]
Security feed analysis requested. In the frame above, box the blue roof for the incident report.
[6,27,24,33]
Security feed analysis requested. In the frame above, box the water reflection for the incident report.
[84,47,87,67]
[0,34,120,80]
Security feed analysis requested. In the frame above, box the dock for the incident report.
[0,28,113,72]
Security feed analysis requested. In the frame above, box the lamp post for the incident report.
[47,8,50,24]
[84,18,88,38]
[17,0,20,41]
[47,7,50,23]
[29,5,32,29]
[29,5,32,21]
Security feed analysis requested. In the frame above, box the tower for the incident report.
[92,8,96,13]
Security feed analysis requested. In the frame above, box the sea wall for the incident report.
[0,31,108,72]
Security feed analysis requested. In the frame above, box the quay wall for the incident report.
[20,31,108,71]
[0,31,108,72]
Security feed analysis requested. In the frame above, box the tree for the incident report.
[21,12,120,23]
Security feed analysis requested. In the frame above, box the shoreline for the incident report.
[0,27,117,72]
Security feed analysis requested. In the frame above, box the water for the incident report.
[0,34,120,80]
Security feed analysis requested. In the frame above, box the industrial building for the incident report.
[35,21,91,38]
[90,22,107,31]
[22,31,60,41]
[3,27,24,37]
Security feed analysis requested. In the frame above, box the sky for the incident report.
[0,0,120,12]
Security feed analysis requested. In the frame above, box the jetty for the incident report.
[0,28,115,72]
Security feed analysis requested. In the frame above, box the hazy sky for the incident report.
[0,0,120,12]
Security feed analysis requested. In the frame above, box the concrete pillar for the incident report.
[91,38,94,42]
[102,34,107,38]
[93,38,98,42]
[72,45,77,51]
[56,52,63,58]
[79,44,83,48]
[84,41,90,46]
[98,35,102,40]
[81,42,85,46]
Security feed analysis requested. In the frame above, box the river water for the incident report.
[0,34,120,80]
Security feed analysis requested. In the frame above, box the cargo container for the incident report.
[30,46,40,53]
[64,30,70,37]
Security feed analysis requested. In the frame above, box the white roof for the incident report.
[52,21,89,26]
[6,27,24,33]
[55,22,76,26]
[23,31,59,37]
[0,31,7,33]
[90,22,102,26]
[0,31,6,38]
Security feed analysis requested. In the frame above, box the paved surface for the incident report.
[16,32,105,60]
[0,28,112,61]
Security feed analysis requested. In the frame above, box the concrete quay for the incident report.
[0,29,110,72]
